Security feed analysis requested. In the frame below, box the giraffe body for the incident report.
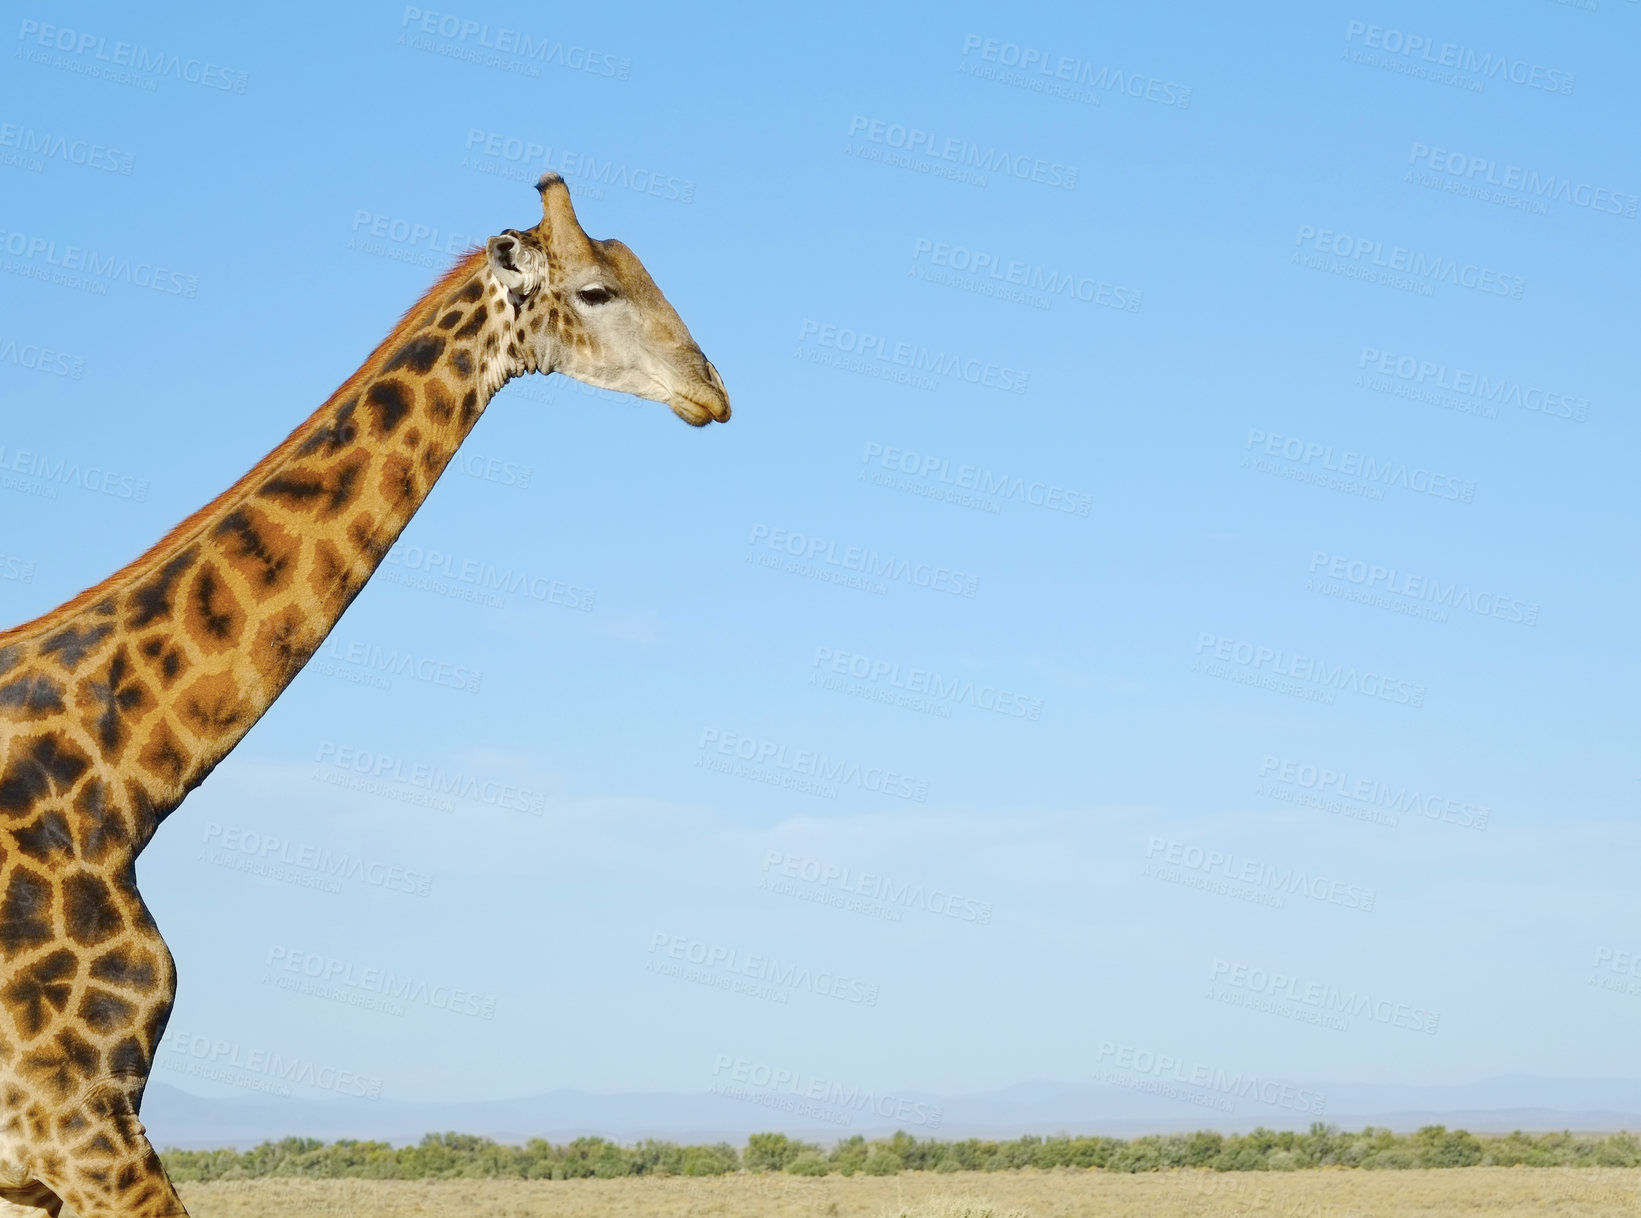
[0,176,727,1216]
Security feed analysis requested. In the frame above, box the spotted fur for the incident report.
[0,178,728,1217]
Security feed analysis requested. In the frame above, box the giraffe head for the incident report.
[483,173,730,426]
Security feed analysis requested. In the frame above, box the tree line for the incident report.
[161,1124,1641,1180]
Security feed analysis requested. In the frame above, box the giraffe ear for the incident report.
[485,231,547,300]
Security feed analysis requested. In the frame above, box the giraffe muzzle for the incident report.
[670,356,731,427]
[702,359,731,422]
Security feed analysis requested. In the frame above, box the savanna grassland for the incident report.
[174,1167,1641,1218]
[161,1129,1641,1215]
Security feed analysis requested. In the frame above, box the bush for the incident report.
[679,1144,738,1176]
[745,1133,815,1172]
[863,1149,903,1176]
[1411,1126,1483,1169]
[829,1135,869,1176]
[1362,1148,1421,1170]
[155,1124,1641,1182]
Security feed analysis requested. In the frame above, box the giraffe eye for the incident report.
[576,285,615,306]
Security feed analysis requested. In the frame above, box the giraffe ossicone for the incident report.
[0,175,728,1217]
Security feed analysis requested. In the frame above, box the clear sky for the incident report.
[1,0,1636,1114]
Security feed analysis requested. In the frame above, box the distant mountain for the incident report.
[141,1074,1641,1150]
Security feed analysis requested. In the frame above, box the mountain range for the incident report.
[142,1074,1641,1150]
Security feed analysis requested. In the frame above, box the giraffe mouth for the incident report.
[668,360,731,427]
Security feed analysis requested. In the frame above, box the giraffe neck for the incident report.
[0,249,523,847]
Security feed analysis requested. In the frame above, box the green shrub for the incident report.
[745,1133,815,1172]
[1411,1125,1483,1168]
[679,1145,738,1176]
[156,1124,1641,1182]
[1362,1148,1421,1170]
[863,1149,903,1176]
[829,1135,868,1176]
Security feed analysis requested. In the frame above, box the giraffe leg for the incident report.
[31,1096,187,1218]
[0,1182,66,1216]
[15,891,189,1217]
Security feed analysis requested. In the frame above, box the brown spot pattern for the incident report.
[0,217,574,1214]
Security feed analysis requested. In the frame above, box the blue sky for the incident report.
[1,0,1637,1115]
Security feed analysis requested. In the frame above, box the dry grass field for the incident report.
[175,1165,1641,1217]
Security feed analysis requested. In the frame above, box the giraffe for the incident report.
[0,172,729,1217]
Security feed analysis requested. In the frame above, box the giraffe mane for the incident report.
[0,247,490,646]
